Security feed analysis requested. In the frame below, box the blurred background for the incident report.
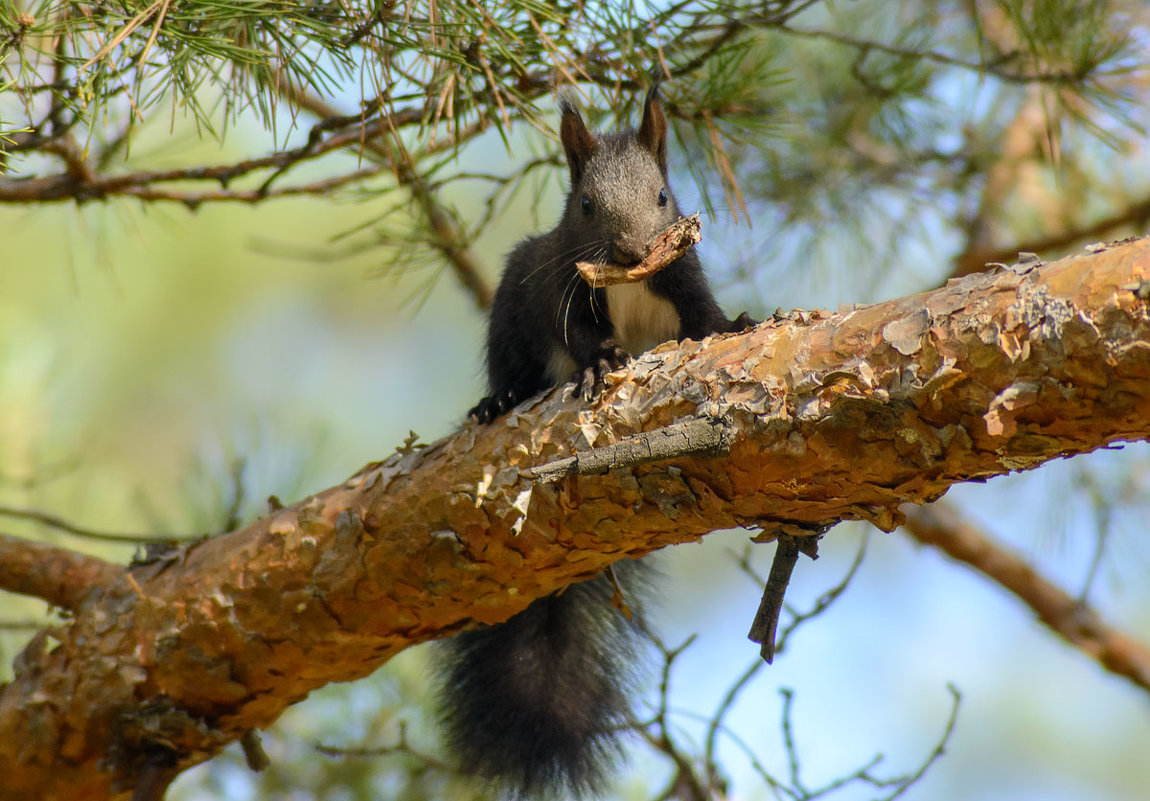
[3,1,1150,799]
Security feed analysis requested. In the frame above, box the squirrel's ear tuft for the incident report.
[638,84,668,173]
[560,99,596,184]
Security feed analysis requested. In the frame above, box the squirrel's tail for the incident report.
[436,561,649,799]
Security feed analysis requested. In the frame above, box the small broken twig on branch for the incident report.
[239,731,270,772]
[747,531,823,663]
[575,214,702,286]
[529,415,734,483]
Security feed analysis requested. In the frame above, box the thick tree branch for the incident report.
[2,237,1149,799]
[901,501,1150,694]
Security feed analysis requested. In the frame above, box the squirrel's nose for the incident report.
[610,238,646,265]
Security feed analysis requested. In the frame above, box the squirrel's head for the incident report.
[559,87,681,266]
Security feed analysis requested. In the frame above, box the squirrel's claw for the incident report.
[468,388,519,423]
[576,344,630,401]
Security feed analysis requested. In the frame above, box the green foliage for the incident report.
[998,0,1129,78]
[2,0,1143,301]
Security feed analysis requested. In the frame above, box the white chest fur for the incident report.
[605,282,681,355]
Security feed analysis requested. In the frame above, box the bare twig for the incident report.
[746,532,820,663]
[315,720,452,772]
[774,683,961,801]
[238,731,270,772]
[0,504,197,544]
[631,629,712,801]
[530,415,735,483]
[708,531,868,795]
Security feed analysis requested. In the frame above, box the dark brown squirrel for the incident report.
[467,84,753,423]
[439,86,754,800]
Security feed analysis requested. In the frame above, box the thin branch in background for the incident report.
[0,504,199,544]
[631,627,712,801]
[706,531,868,797]
[636,599,957,801]
[776,22,1124,84]
[901,501,1150,696]
[315,720,453,771]
[312,719,461,795]
[954,192,1150,278]
[266,79,496,310]
[775,684,961,801]
[779,689,805,795]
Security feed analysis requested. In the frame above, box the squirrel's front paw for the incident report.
[575,344,630,402]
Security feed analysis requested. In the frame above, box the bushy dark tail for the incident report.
[436,562,649,799]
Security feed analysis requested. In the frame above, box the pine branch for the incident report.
[267,80,495,309]
[1,236,1149,799]
[777,18,1128,85]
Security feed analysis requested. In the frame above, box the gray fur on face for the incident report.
[566,137,676,264]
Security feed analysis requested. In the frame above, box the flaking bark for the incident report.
[2,238,1150,800]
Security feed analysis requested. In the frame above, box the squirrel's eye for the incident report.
[658,188,668,207]
[580,194,592,215]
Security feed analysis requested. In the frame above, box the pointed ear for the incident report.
[638,84,668,173]
[559,99,597,184]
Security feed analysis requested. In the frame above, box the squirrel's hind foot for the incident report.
[468,389,520,424]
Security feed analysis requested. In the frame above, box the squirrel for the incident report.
[439,85,754,799]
